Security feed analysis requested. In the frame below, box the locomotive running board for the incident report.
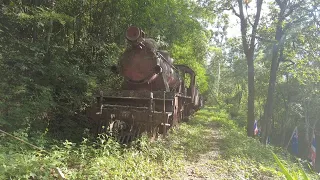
[96,90,175,99]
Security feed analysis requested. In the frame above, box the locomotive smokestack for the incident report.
[126,26,145,42]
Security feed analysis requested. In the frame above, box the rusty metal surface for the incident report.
[87,26,202,143]
[120,47,157,82]
[119,37,180,92]
[89,89,175,142]
[92,103,171,143]
[97,90,175,99]
[89,90,194,143]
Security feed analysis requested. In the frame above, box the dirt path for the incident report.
[179,122,225,180]
[175,113,278,180]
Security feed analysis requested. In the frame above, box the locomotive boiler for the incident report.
[119,26,180,92]
[88,26,202,143]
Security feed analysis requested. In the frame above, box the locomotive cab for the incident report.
[176,65,196,100]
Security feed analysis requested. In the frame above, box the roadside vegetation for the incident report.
[1,107,318,179]
[1,0,320,179]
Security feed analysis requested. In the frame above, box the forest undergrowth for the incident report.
[0,107,319,179]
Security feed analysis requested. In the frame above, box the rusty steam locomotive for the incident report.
[88,26,203,143]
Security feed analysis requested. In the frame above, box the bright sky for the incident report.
[226,0,272,38]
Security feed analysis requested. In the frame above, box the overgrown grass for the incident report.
[1,107,319,179]
[0,133,183,179]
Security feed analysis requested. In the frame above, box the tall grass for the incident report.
[1,106,319,179]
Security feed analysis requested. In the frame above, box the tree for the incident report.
[0,0,212,138]
[229,0,264,137]
[260,0,318,144]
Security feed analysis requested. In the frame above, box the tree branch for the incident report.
[249,35,276,43]
[249,0,263,51]
[281,59,295,67]
[232,6,241,18]
[283,17,307,31]
[246,5,254,27]
[237,0,250,54]
[276,0,284,9]
[284,1,304,18]
[212,7,232,14]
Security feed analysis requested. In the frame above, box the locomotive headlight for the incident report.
[126,26,141,41]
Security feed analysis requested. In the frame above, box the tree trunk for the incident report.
[235,0,263,137]
[45,0,55,64]
[261,4,285,144]
[32,0,39,42]
[216,58,221,96]
[261,43,280,143]
[247,54,255,137]
[304,100,310,145]
[281,73,290,147]
[281,102,289,147]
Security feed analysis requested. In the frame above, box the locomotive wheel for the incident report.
[110,120,127,134]
[157,114,173,136]
[110,120,142,144]
[106,120,165,144]
[150,126,159,141]
[118,126,141,144]
[95,117,110,136]
[182,109,189,122]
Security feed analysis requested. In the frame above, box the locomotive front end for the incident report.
[119,26,180,91]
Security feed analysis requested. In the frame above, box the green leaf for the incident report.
[272,152,294,180]
[300,168,310,180]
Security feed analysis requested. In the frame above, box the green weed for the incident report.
[1,106,319,179]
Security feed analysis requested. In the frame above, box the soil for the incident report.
[179,122,225,180]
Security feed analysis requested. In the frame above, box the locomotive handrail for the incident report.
[101,104,149,110]
[156,51,178,71]
[96,90,176,99]
[99,96,174,101]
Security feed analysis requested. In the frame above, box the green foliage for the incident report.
[273,153,310,180]
[273,152,295,180]
[0,0,211,137]
[203,0,320,161]
[1,107,319,179]
[198,107,317,179]
[172,30,210,93]
[0,133,182,179]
